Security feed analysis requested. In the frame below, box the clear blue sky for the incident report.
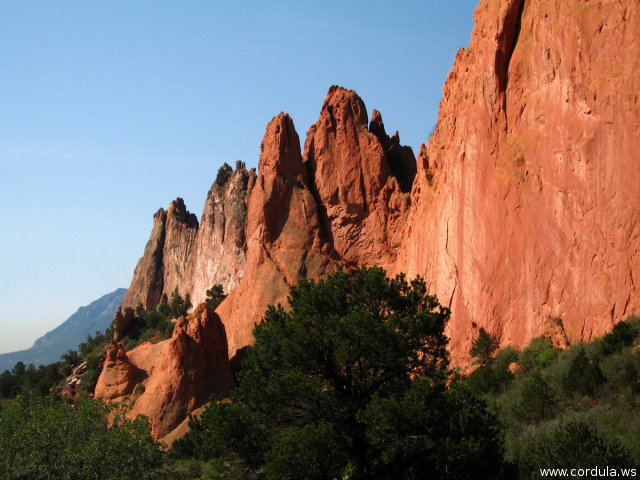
[0,1,478,354]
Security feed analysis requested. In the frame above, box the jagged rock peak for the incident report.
[368,108,386,138]
[167,197,199,228]
[368,108,417,193]
[153,207,166,221]
[122,197,199,310]
[95,303,234,441]
[259,112,304,179]
[321,85,369,129]
[300,85,413,267]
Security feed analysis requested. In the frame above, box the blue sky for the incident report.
[0,1,478,355]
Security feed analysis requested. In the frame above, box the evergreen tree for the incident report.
[470,328,500,366]
[518,421,632,479]
[206,284,227,311]
[175,267,507,479]
[562,348,605,396]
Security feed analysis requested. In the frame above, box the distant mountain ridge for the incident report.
[0,288,126,371]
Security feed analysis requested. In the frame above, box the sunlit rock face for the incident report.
[96,304,234,441]
[397,0,640,363]
[111,0,640,439]
[122,164,255,311]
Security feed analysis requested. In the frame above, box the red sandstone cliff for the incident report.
[219,92,415,360]
[101,91,414,440]
[101,0,640,439]
[398,0,640,362]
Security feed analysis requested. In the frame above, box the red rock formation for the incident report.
[112,306,135,342]
[96,304,234,441]
[161,198,199,298]
[398,0,640,362]
[302,86,414,269]
[217,113,334,359]
[109,0,640,439]
[94,341,137,401]
[106,102,415,440]
[122,198,198,309]
[184,162,256,307]
[121,208,167,309]
[123,164,255,311]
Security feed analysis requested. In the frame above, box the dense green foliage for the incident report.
[0,330,111,401]
[215,164,232,191]
[0,361,63,400]
[156,289,192,320]
[0,395,164,480]
[470,328,500,366]
[121,289,198,351]
[465,315,640,476]
[173,267,508,479]
[0,287,215,478]
[518,421,632,480]
[205,284,227,311]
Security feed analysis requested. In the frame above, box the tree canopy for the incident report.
[0,395,163,480]
[470,327,500,366]
[174,266,507,479]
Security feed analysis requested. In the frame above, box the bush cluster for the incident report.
[465,315,640,474]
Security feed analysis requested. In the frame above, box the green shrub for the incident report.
[511,372,556,423]
[600,318,639,355]
[518,337,558,373]
[562,348,605,396]
[144,309,167,330]
[620,356,640,393]
[215,163,232,190]
[205,284,227,311]
[0,396,164,480]
[82,353,102,391]
[517,420,632,479]
[470,328,500,366]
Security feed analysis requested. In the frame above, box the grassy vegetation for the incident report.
[465,315,640,475]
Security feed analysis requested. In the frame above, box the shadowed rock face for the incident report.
[397,0,640,363]
[122,197,199,310]
[121,208,168,309]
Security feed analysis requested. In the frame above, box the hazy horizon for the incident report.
[0,1,478,355]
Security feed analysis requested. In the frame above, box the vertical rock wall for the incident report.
[398,0,640,362]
